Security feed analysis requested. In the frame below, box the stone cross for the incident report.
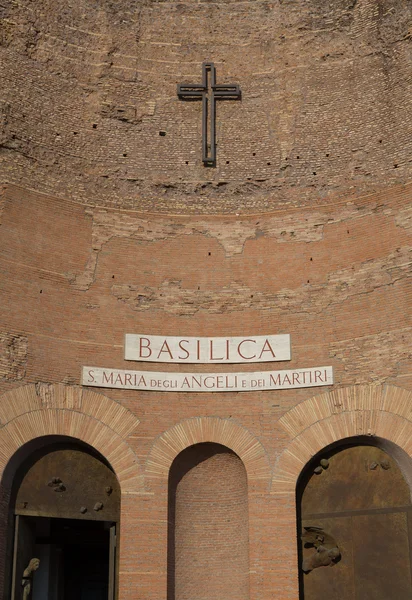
[177,62,241,166]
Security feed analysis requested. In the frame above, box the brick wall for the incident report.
[0,182,410,598]
[1,1,412,213]
[1,183,410,401]
[1,1,412,598]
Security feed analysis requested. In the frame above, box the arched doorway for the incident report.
[8,438,120,600]
[297,439,412,600]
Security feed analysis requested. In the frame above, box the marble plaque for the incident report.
[82,365,333,392]
[124,334,291,363]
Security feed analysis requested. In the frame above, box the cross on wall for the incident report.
[177,62,241,166]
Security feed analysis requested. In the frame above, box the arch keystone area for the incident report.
[0,384,143,492]
[272,384,412,494]
[146,416,271,487]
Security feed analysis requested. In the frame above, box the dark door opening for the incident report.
[7,440,120,600]
[12,515,116,600]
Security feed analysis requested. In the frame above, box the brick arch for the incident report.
[145,416,271,490]
[273,384,412,493]
[0,384,143,492]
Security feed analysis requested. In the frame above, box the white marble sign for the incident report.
[82,365,333,392]
[124,334,291,363]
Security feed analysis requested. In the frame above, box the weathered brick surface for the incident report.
[1,183,410,397]
[1,1,412,598]
[2,1,412,213]
[0,182,410,598]
[0,332,27,382]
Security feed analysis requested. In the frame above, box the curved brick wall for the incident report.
[2,1,412,213]
[168,443,249,600]
[1,1,412,599]
[0,179,411,599]
[1,184,410,399]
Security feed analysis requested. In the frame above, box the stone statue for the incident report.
[301,526,340,573]
[22,558,40,600]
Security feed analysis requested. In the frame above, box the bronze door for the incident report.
[298,444,412,600]
[10,515,36,600]
[108,524,117,600]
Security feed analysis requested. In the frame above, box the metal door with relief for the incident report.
[298,443,412,600]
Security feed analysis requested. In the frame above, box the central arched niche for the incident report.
[168,442,249,600]
[297,437,412,600]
